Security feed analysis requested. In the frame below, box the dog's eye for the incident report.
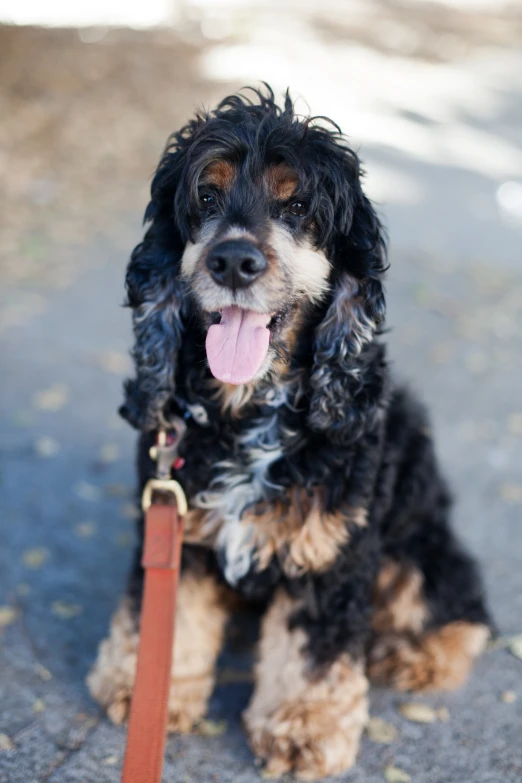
[200,193,215,207]
[288,200,308,217]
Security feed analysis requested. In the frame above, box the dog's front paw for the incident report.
[244,696,366,780]
[88,601,217,734]
[167,674,215,733]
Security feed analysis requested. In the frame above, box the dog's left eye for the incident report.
[200,193,215,207]
[287,200,308,217]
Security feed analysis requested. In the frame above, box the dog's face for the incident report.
[181,159,331,385]
[123,88,387,437]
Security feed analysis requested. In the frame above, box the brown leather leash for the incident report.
[121,424,187,783]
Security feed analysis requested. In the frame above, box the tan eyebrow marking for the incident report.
[266,163,299,201]
[203,160,236,190]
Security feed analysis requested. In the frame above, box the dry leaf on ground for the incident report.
[22,547,49,568]
[508,635,522,660]
[488,636,510,651]
[102,755,119,766]
[0,734,15,751]
[75,522,97,538]
[51,601,83,620]
[35,663,52,681]
[501,690,517,703]
[96,351,131,374]
[384,765,411,783]
[33,384,69,412]
[366,716,398,743]
[398,702,438,723]
[34,436,60,457]
[32,698,46,713]
[197,719,228,737]
[0,607,17,628]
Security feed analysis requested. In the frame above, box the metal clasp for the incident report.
[142,421,188,513]
[141,478,188,514]
[148,421,186,480]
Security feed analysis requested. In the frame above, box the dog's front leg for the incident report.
[244,530,377,782]
[244,590,369,780]
[87,561,230,733]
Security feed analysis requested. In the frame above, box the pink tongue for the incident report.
[206,306,271,385]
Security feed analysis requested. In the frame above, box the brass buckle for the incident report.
[141,478,188,515]
[141,421,188,514]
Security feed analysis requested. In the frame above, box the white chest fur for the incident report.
[193,403,286,585]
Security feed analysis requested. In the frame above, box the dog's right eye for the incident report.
[200,193,215,207]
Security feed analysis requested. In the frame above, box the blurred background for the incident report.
[0,1,521,781]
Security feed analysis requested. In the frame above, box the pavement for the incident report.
[1,4,521,782]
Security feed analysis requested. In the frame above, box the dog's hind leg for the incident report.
[368,390,491,692]
[368,511,490,691]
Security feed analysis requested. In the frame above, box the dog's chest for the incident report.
[189,413,285,586]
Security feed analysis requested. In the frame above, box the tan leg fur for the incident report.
[368,620,489,691]
[87,572,229,731]
[243,590,368,780]
[369,559,489,691]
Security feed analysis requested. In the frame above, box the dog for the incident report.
[88,86,490,779]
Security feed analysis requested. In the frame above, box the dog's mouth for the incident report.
[205,306,288,385]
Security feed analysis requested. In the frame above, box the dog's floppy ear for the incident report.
[120,141,191,431]
[308,179,388,444]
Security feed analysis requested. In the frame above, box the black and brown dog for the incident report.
[88,86,490,780]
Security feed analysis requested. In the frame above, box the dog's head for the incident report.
[123,86,387,439]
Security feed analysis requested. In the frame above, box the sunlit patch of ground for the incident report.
[1,2,521,303]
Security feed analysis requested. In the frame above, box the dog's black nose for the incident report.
[206,240,267,289]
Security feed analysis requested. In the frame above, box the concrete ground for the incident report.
[0,4,521,782]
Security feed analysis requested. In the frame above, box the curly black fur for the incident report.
[121,85,490,707]
[121,85,387,437]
